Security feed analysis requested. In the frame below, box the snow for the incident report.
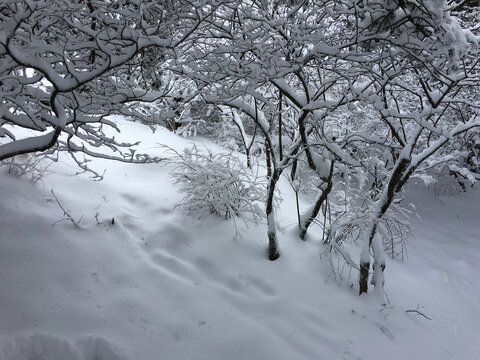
[1,333,128,360]
[1,119,480,359]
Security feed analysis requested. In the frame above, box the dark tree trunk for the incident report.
[266,169,280,260]
[359,261,370,295]
[299,160,334,240]
[268,232,280,261]
[359,158,412,294]
[278,92,283,162]
[295,190,301,231]
[265,141,272,178]
[359,223,377,295]
[290,156,298,182]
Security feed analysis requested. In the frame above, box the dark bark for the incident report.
[299,160,334,240]
[359,261,370,295]
[359,158,412,294]
[246,149,251,168]
[290,157,298,181]
[359,222,377,295]
[265,141,272,178]
[278,92,283,162]
[295,191,301,231]
[266,169,281,260]
[297,111,315,169]
[268,232,280,261]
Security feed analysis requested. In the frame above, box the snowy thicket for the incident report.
[1,0,479,294]
[174,0,480,293]
[169,145,266,225]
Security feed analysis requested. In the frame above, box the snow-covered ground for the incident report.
[1,119,479,360]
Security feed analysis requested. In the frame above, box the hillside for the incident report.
[1,120,479,360]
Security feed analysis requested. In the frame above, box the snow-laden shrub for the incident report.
[169,146,266,223]
[2,152,51,182]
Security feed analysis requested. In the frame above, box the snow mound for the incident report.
[76,336,128,360]
[0,333,128,360]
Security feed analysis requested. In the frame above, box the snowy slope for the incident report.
[1,119,479,360]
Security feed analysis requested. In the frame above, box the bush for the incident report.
[169,146,266,223]
[2,152,51,182]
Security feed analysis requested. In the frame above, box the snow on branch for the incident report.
[0,0,210,167]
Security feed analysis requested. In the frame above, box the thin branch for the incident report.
[50,189,81,228]
[406,306,432,320]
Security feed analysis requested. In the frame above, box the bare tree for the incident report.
[5,0,478,297]
[176,1,480,290]
[0,0,214,175]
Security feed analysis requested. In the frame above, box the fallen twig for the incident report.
[406,305,432,320]
[51,189,81,228]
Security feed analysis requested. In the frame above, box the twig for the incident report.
[51,189,81,228]
[375,321,395,341]
[406,305,432,320]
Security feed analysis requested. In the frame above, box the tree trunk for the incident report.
[359,261,370,295]
[370,234,386,301]
[359,158,411,294]
[299,160,334,240]
[266,169,280,260]
[265,141,272,178]
[268,232,279,261]
[359,216,381,295]
[278,92,283,162]
[295,191,301,231]
[246,147,251,168]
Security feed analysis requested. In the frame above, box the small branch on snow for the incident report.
[375,321,395,341]
[51,189,82,228]
[406,305,432,320]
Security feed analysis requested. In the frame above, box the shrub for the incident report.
[169,145,266,223]
[2,152,51,182]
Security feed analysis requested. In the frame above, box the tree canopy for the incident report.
[1,0,479,295]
